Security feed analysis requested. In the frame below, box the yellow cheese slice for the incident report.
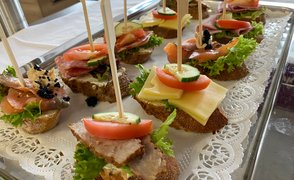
[139,12,164,28]
[168,82,228,126]
[158,14,192,30]
[138,67,183,100]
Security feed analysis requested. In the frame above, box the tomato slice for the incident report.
[83,118,153,140]
[156,68,211,91]
[227,0,259,8]
[63,43,108,61]
[152,10,177,20]
[216,19,251,30]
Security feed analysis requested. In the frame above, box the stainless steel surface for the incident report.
[244,14,294,180]
[0,0,28,36]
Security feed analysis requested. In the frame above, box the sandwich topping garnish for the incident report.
[0,66,70,127]
[73,110,177,179]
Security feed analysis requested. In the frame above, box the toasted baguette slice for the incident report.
[134,96,228,133]
[196,63,249,81]
[22,110,61,134]
[61,67,130,103]
[118,47,154,64]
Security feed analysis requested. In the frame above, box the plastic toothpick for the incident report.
[100,0,124,118]
[0,24,25,87]
[81,0,94,52]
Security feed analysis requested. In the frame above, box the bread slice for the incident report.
[61,67,130,103]
[134,96,228,133]
[22,110,61,134]
[196,63,249,81]
[118,47,154,64]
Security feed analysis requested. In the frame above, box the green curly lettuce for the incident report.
[151,109,177,157]
[74,143,107,180]
[190,36,257,76]
[2,66,16,77]
[232,7,265,21]
[116,34,163,60]
[244,21,264,39]
[129,64,150,96]
[0,102,41,127]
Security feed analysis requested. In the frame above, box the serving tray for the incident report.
[0,0,293,179]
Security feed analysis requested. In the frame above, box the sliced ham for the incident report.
[115,31,153,53]
[218,2,261,12]
[55,56,96,78]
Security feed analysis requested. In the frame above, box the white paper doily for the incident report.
[0,7,292,180]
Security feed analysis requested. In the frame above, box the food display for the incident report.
[138,7,192,38]
[0,65,70,134]
[55,43,131,103]
[114,21,163,64]
[69,110,179,179]
[0,0,292,179]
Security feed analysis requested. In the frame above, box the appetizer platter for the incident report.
[0,0,293,179]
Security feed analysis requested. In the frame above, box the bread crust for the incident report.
[119,47,154,64]
[143,26,178,39]
[22,110,61,134]
[61,68,130,103]
[134,96,228,133]
[196,63,249,81]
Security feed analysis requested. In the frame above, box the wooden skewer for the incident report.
[81,0,94,52]
[101,0,124,118]
[163,0,166,12]
[124,0,128,32]
[222,0,227,19]
[198,0,203,47]
[177,0,186,72]
[0,24,25,87]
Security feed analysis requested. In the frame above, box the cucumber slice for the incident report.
[219,12,233,20]
[164,64,200,82]
[92,112,141,124]
[87,56,107,67]
[115,21,143,37]
[157,7,176,16]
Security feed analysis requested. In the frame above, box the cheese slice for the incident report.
[138,67,183,100]
[139,13,164,28]
[158,14,192,30]
[168,82,227,126]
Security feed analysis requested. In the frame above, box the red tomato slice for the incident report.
[216,19,251,30]
[63,44,108,61]
[83,118,153,140]
[227,0,259,8]
[152,10,177,20]
[156,68,211,91]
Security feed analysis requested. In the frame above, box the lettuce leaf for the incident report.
[151,109,177,157]
[129,64,150,96]
[0,102,41,127]
[244,21,264,39]
[191,36,257,76]
[233,8,265,21]
[2,66,16,77]
[74,143,107,180]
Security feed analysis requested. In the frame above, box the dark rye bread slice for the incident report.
[134,96,228,133]
[213,34,264,44]
[196,63,249,81]
[61,67,130,103]
[118,47,154,64]
[22,110,61,134]
[144,26,179,39]
[69,122,144,167]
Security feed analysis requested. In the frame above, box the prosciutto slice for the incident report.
[55,56,96,78]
